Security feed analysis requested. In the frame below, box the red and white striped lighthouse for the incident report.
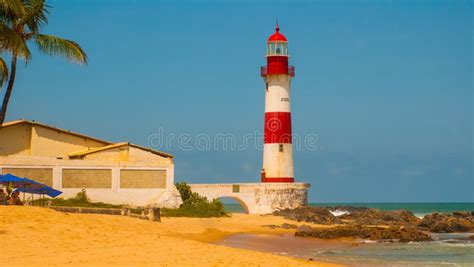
[261,22,295,183]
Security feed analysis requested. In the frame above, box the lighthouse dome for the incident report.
[267,24,287,42]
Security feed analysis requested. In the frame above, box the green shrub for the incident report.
[176,182,192,202]
[33,189,122,209]
[162,182,227,218]
[75,189,90,203]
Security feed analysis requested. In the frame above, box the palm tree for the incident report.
[0,0,87,124]
[1,0,29,85]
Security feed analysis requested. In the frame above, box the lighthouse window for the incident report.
[267,43,288,56]
[268,43,276,55]
[279,144,284,152]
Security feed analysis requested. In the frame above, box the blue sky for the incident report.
[3,0,472,202]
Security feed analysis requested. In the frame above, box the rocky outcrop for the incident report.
[339,208,420,226]
[274,206,420,226]
[274,206,341,225]
[273,206,474,242]
[418,212,474,233]
[296,224,432,242]
[262,223,298,230]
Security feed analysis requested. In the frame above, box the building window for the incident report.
[120,169,167,189]
[265,82,269,92]
[62,169,112,188]
[232,184,240,193]
[279,144,284,152]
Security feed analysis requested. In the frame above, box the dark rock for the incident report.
[280,223,298,229]
[339,208,420,226]
[274,206,474,235]
[274,207,341,225]
[262,224,278,229]
[453,211,470,218]
[295,225,432,242]
[297,225,314,233]
[262,223,298,230]
[329,206,369,213]
[418,213,474,233]
[275,206,420,226]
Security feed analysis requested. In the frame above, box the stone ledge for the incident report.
[49,206,161,222]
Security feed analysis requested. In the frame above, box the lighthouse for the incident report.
[261,22,295,183]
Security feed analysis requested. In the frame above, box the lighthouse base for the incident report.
[189,182,310,214]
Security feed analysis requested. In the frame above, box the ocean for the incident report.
[221,202,474,266]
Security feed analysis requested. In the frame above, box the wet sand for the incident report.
[0,206,343,266]
[216,232,474,266]
[215,233,355,263]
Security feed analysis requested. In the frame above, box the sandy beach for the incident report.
[0,206,342,266]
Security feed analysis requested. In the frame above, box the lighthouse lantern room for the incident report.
[261,22,295,183]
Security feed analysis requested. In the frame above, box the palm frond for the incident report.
[0,0,25,24]
[34,34,87,64]
[17,0,48,32]
[0,22,30,60]
[0,56,9,86]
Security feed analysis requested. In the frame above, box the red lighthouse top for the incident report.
[267,22,287,42]
[261,22,294,78]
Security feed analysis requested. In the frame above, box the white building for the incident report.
[0,120,182,208]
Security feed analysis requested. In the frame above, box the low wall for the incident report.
[49,206,161,222]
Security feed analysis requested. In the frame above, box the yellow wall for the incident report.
[127,147,173,166]
[83,146,173,167]
[0,123,172,167]
[0,124,31,156]
[30,125,107,158]
[82,147,130,162]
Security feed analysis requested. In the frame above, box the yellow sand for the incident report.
[0,206,342,266]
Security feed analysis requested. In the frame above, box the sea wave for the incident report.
[330,209,349,217]
[413,213,426,219]
[315,250,342,255]
[436,241,474,247]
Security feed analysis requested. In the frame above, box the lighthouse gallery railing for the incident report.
[260,66,295,77]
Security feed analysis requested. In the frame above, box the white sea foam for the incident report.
[330,210,349,217]
[414,213,426,219]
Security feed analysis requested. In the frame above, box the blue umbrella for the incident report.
[0,173,24,185]
[16,186,62,198]
[1,174,61,203]
[0,174,44,189]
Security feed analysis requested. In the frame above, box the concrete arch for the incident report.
[189,183,309,215]
[216,196,250,214]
